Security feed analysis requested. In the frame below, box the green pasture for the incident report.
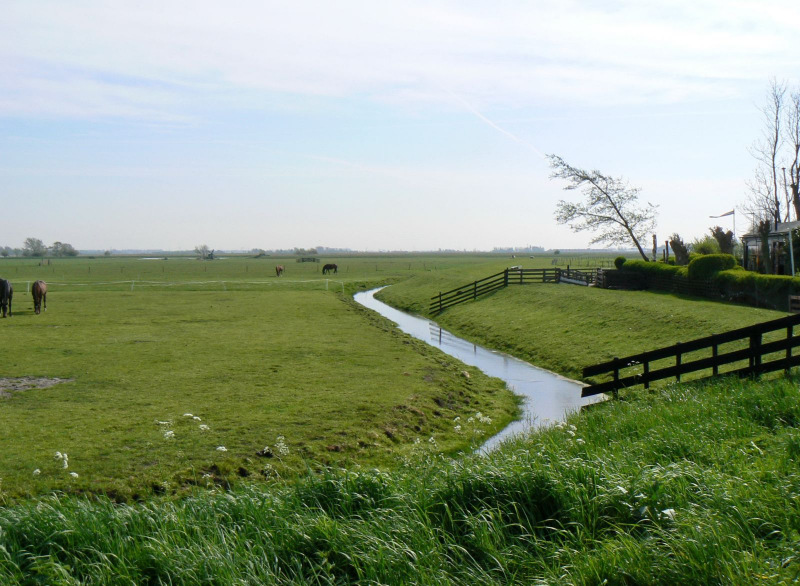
[379,263,790,383]
[0,254,523,500]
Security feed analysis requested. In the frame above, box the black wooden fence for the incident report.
[582,312,800,397]
[429,267,598,313]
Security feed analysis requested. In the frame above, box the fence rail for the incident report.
[581,312,800,397]
[429,268,598,313]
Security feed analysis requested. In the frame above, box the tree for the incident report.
[710,226,735,255]
[744,79,800,225]
[194,244,212,260]
[49,242,78,257]
[548,154,658,261]
[22,237,47,257]
[669,234,690,265]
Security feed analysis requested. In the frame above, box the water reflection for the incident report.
[354,287,604,451]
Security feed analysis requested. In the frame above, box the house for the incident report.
[740,220,800,275]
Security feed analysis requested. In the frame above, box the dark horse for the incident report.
[322,263,338,275]
[32,280,47,314]
[0,278,12,318]
[275,265,284,277]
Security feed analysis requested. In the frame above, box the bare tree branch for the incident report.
[548,154,657,261]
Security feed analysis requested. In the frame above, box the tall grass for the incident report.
[1,375,798,583]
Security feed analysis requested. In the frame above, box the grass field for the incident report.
[1,375,798,583]
[0,254,521,500]
[378,260,789,382]
[4,252,798,583]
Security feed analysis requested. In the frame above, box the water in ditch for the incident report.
[354,287,605,451]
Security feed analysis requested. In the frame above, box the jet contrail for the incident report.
[441,88,546,159]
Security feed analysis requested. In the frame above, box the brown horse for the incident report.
[322,263,338,275]
[275,265,285,277]
[32,280,47,314]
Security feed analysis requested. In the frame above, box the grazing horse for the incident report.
[32,280,47,314]
[0,278,12,318]
[322,263,338,275]
[275,265,285,277]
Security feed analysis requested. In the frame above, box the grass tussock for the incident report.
[2,375,799,583]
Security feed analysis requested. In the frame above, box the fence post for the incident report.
[712,338,719,376]
[438,292,442,313]
[612,357,620,399]
[643,360,650,390]
[504,269,509,287]
[750,333,762,371]
[675,343,681,382]
[473,280,477,300]
[786,325,793,373]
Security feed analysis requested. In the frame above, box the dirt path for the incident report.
[0,377,72,398]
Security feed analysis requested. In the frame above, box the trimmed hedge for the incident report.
[687,254,737,281]
[619,256,800,310]
[622,260,686,278]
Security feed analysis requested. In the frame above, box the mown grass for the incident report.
[0,255,519,500]
[1,375,798,583]
[379,270,788,381]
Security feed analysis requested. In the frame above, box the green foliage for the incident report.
[716,268,800,300]
[614,256,626,270]
[624,259,686,278]
[691,235,721,255]
[1,376,799,583]
[687,254,737,280]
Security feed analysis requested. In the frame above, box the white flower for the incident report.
[33,469,41,476]
[198,424,210,431]
[661,508,676,520]
[183,413,193,418]
[274,436,289,457]
[576,438,585,445]
[216,446,227,452]
[54,451,62,460]
[453,416,461,422]
[70,472,79,478]
[414,437,421,445]
[428,436,436,444]
[192,416,201,421]
[156,420,170,426]
[163,430,175,439]
[454,425,462,432]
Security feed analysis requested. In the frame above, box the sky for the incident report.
[2,1,800,252]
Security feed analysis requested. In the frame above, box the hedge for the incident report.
[687,254,737,281]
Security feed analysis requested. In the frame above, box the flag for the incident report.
[710,210,734,218]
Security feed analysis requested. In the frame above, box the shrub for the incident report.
[714,269,800,310]
[614,256,626,270]
[624,260,685,278]
[687,254,737,281]
[691,235,721,255]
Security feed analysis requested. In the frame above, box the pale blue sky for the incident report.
[2,0,799,251]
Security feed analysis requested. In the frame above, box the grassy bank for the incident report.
[1,375,798,583]
[379,273,787,380]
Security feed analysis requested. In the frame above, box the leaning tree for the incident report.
[548,155,658,261]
